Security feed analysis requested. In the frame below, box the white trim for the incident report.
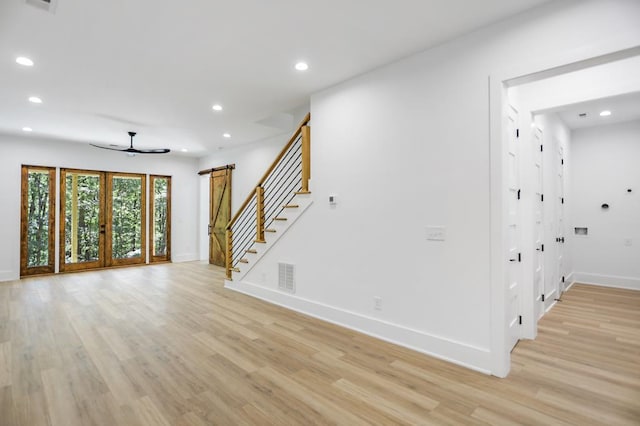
[571,272,640,291]
[172,253,199,263]
[0,270,18,282]
[225,278,492,375]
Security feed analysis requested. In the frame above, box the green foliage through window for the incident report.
[153,178,168,256]
[112,176,142,259]
[65,173,100,263]
[27,171,50,267]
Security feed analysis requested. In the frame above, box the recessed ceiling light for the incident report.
[295,61,309,71]
[600,110,611,117]
[22,127,33,132]
[16,56,34,67]
[28,96,42,104]
[223,133,231,138]
[212,104,223,111]
[181,148,188,152]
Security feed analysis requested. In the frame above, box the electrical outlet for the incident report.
[374,297,382,311]
[624,239,633,247]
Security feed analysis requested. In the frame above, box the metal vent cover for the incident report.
[25,0,58,13]
[278,263,295,293]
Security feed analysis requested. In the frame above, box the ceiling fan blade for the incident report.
[132,148,171,154]
[91,132,171,154]
[90,143,128,151]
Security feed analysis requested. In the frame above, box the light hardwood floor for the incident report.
[1,263,638,425]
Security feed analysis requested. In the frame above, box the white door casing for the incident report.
[555,144,565,298]
[506,105,522,351]
[533,128,545,320]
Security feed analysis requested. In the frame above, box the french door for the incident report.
[59,169,146,272]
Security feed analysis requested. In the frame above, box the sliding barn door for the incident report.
[209,168,232,266]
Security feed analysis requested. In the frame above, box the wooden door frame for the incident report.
[208,165,233,266]
[106,172,147,267]
[59,168,106,272]
[149,175,171,263]
[20,165,56,276]
[59,169,147,272]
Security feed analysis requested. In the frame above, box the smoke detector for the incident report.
[25,0,58,14]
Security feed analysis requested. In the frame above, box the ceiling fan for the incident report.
[91,131,170,154]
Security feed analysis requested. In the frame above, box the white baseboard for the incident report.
[225,278,493,375]
[0,270,19,282]
[571,272,640,291]
[172,253,199,263]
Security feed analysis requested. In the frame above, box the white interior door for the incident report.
[506,106,522,351]
[555,145,565,296]
[533,128,545,320]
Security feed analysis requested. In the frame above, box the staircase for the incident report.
[225,113,311,281]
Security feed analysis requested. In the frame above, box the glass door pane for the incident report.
[20,166,56,276]
[59,169,104,271]
[150,176,171,262]
[108,173,146,265]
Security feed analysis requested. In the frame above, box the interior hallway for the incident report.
[0,262,638,425]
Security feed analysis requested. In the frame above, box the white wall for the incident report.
[224,0,640,375]
[0,134,200,281]
[570,120,640,289]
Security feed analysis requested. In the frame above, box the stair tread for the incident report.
[232,268,240,273]
[246,249,258,254]
[254,240,266,243]
[266,229,276,233]
[295,191,311,195]
[239,259,249,264]
[274,217,287,221]
[283,204,299,208]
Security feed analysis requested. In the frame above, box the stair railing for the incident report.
[225,113,311,279]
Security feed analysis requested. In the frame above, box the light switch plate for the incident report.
[426,226,446,241]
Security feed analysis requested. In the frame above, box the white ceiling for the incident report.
[0,0,549,156]
[556,92,640,130]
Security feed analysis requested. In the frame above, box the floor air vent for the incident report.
[25,0,58,13]
[278,263,295,293]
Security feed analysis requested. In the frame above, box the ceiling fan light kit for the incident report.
[91,132,170,154]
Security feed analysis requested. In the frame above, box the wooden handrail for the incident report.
[226,112,310,230]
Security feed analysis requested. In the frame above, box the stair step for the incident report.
[246,249,257,254]
[295,191,311,195]
[239,259,249,264]
[254,239,266,244]
[232,268,240,273]
[274,217,287,221]
[283,204,299,208]
[266,229,277,233]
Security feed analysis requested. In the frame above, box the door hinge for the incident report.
[561,197,564,204]
[561,159,564,165]
[518,315,523,325]
[541,194,544,202]
[541,244,544,252]
[517,189,521,200]
[516,129,520,138]
[562,276,565,283]
[540,145,543,152]
[541,294,545,302]
[518,252,522,262]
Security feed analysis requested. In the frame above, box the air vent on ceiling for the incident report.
[25,0,58,14]
[278,262,295,293]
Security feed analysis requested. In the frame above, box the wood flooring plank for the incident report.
[2,266,639,425]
